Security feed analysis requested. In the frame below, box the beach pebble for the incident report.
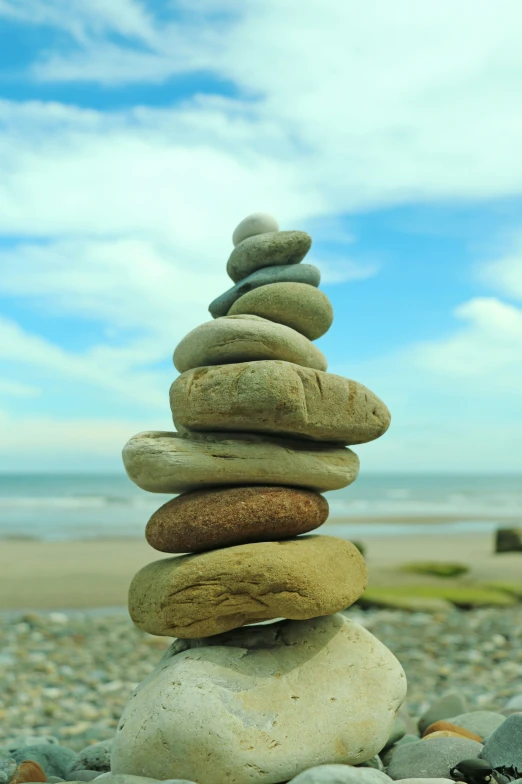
[395,780,454,784]
[71,741,112,774]
[111,614,406,783]
[173,314,327,373]
[93,777,196,784]
[447,711,505,739]
[422,721,483,742]
[128,536,367,638]
[0,760,17,784]
[171,361,390,445]
[122,430,359,494]
[479,713,522,768]
[228,281,333,340]
[504,694,522,711]
[383,717,408,750]
[418,693,468,734]
[381,737,421,768]
[12,747,77,779]
[65,772,100,782]
[227,231,311,282]
[5,740,59,753]
[359,756,385,770]
[232,212,279,246]
[288,766,392,783]
[145,485,329,553]
[387,737,483,780]
[209,263,321,318]
[11,761,47,783]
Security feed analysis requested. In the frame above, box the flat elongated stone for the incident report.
[123,431,359,493]
[232,212,279,246]
[227,231,311,283]
[146,486,329,553]
[128,535,367,638]
[209,264,321,318]
[170,361,390,445]
[173,315,327,373]
[111,614,407,784]
[228,281,333,340]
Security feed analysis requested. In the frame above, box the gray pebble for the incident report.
[480,713,522,769]
[226,230,311,283]
[418,692,468,734]
[71,740,112,773]
[66,772,101,782]
[381,736,421,767]
[0,760,17,784]
[448,711,505,739]
[4,736,59,751]
[92,777,196,784]
[504,695,522,711]
[359,756,385,771]
[209,263,321,318]
[383,717,408,750]
[12,744,78,778]
[47,779,66,783]
[289,765,392,784]
[387,737,483,780]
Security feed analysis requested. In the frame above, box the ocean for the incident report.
[0,472,520,541]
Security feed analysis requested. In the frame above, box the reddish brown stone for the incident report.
[145,485,329,553]
[422,720,483,742]
[11,761,47,783]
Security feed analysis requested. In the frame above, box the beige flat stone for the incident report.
[170,361,390,445]
[146,486,329,553]
[128,535,367,638]
[110,614,407,784]
[228,282,333,340]
[122,431,360,493]
[173,315,327,373]
[226,230,311,283]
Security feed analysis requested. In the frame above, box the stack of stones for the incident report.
[113,214,407,784]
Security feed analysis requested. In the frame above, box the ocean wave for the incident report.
[0,495,158,509]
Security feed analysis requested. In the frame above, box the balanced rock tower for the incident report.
[113,213,407,784]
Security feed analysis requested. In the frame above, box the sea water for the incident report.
[0,472,520,541]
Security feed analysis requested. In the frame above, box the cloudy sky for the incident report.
[0,0,521,473]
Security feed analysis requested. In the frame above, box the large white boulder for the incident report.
[111,614,406,784]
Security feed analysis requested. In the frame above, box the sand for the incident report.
[2,528,521,610]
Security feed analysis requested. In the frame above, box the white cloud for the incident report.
[0,380,40,399]
[480,236,522,301]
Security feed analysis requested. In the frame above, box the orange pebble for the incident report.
[11,761,47,783]
[422,719,483,742]
[423,730,470,740]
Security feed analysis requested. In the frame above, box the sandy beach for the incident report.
[2,528,521,610]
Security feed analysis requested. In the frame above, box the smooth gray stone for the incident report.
[226,230,312,282]
[66,772,101,782]
[93,777,195,783]
[448,710,505,739]
[387,738,483,780]
[505,694,522,711]
[359,756,385,770]
[209,263,321,318]
[71,740,112,773]
[0,760,17,784]
[380,736,421,767]
[289,766,392,784]
[479,713,522,768]
[4,736,59,751]
[12,745,78,778]
[383,717,408,750]
[417,692,468,734]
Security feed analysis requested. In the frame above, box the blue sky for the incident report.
[0,0,521,473]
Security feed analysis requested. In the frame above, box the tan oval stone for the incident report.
[228,282,333,340]
[170,361,390,445]
[422,731,470,740]
[173,315,327,373]
[146,486,329,553]
[422,721,483,742]
[123,431,360,493]
[226,230,311,283]
[128,535,367,638]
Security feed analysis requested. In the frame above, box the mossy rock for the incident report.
[359,584,518,610]
[399,561,469,578]
[484,581,522,598]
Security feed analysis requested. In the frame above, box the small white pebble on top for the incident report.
[232,212,279,246]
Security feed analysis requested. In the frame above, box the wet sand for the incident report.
[2,528,521,610]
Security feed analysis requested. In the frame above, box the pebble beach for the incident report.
[2,606,521,752]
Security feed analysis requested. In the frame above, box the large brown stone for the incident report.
[173,314,327,373]
[228,282,333,340]
[128,535,367,638]
[170,361,390,445]
[122,431,360,493]
[146,486,329,553]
